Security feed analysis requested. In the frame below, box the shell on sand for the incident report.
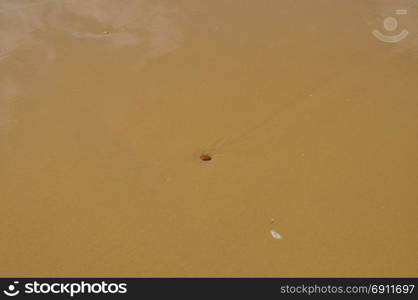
[270,229,283,240]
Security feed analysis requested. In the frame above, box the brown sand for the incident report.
[0,0,417,277]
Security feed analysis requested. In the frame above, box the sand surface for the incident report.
[0,0,417,276]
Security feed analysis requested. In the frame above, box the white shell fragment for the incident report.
[270,229,283,240]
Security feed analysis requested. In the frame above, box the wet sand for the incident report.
[0,0,417,277]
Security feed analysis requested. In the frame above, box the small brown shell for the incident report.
[200,154,212,161]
